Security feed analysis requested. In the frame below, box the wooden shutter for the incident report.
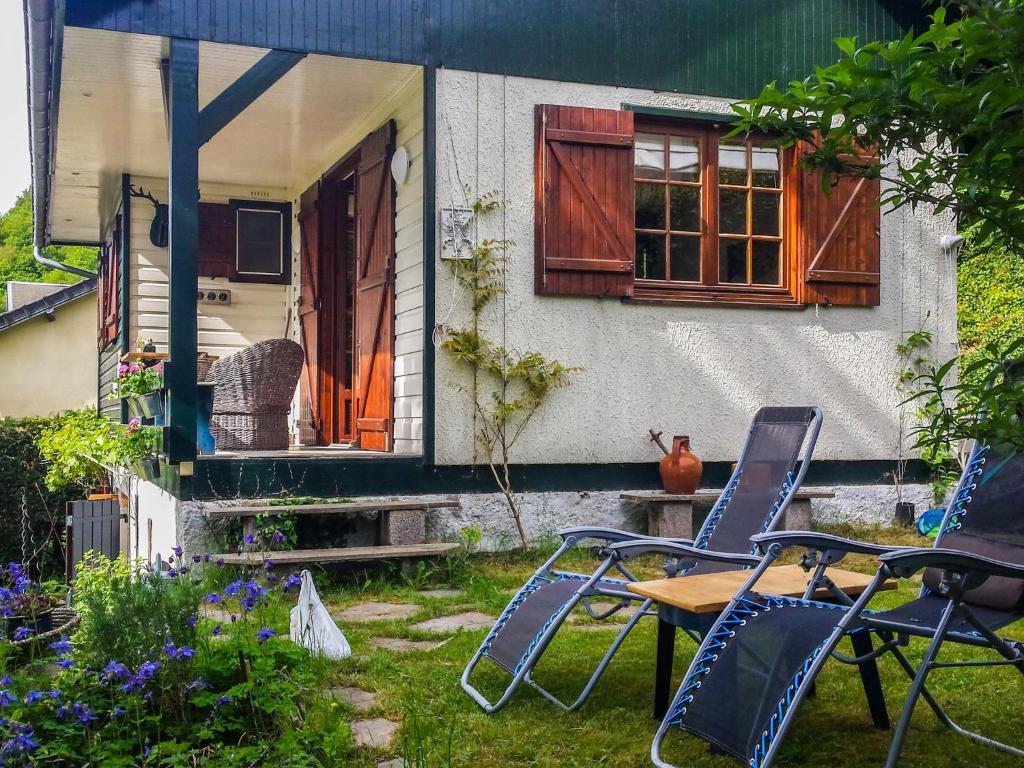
[97,222,120,349]
[197,203,235,278]
[790,142,881,307]
[354,121,396,451]
[535,104,635,297]
[297,182,322,446]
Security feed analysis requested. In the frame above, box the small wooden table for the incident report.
[621,488,836,539]
[628,564,896,724]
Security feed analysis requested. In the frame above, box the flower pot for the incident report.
[5,610,54,641]
[133,456,161,481]
[895,501,916,528]
[137,390,164,419]
[659,435,703,494]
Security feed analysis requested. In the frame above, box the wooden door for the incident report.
[297,182,322,445]
[353,121,396,451]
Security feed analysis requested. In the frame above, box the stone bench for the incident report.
[620,488,836,539]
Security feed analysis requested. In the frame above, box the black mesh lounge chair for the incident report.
[653,374,1024,768]
[461,406,823,714]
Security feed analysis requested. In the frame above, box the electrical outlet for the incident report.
[197,289,232,306]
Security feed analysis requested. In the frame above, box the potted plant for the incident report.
[0,565,61,639]
[112,362,164,421]
[111,419,162,481]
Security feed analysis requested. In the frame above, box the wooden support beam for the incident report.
[166,38,199,465]
[198,49,306,147]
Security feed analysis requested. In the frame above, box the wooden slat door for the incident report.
[297,182,322,445]
[67,500,125,574]
[353,122,397,451]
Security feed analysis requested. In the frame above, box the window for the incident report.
[634,120,789,301]
[229,200,291,284]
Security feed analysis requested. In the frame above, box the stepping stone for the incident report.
[417,588,464,599]
[201,607,238,624]
[410,611,494,633]
[369,637,445,652]
[377,760,406,768]
[352,718,398,748]
[330,686,377,712]
[335,602,420,622]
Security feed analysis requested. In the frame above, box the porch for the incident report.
[49,27,428,468]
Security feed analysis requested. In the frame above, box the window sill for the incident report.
[626,286,805,310]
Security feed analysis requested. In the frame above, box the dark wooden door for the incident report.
[297,183,322,445]
[353,121,396,451]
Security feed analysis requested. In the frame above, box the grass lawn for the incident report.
[289,523,1022,768]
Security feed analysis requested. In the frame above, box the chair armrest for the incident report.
[558,527,692,546]
[607,539,761,568]
[880,547,1024,582]
[750,531,908,559]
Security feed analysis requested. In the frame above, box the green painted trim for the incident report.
[623,104,739,124]
[181,457,933,501]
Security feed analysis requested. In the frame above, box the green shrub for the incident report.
[0,417,72,579]
[35,409,113,494]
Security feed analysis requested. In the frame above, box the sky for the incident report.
[0,1,30,215]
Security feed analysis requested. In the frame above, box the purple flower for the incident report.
[1,676,12,686]
[211,625,222,636]
[56,704,68,720]
[0,726,39,756]
[203,553,211,562]
[282,573,302,592]
[23,691,46,705]
[223,580,242,597]
[56,658,76,670]
[71,701,97,724]
[48,635,72,655]
[192,554,201,564]
[143,691,154,705]
[271,530,285,544]
[215,558,225,566]
[137,661,162,679]
[13,626,34,641]
[263,560,275,570]
[255,627,277,644]
[178,566,190,575]
[163,642,195,661]
[214,695,232,708]
[186,615,198,628]
[143,743,151,759]
[0,691,16,708]
[102,661,131,683]
[205,593,221,604]
[243,534,255,545]
[172,546,183,558]
[47,690,60,700]
[186,677,210,692]
[111,707,126,718]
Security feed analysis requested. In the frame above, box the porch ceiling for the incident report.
[51,27,419,243]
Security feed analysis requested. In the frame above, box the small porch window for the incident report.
[230,200,291,284]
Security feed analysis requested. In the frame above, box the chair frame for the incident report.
[461,406,823,714]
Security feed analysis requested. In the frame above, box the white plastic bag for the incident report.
[289,570,352,659]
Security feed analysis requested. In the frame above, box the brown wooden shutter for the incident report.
[534,104,635,297]
[790,142,881,307]
[197,203,235,279]
[297,182,322,446]
[354,121,396,451]
[98,223,120,349]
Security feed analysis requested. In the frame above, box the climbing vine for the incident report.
[441,195,578,547]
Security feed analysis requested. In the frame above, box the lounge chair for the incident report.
[653,373,1024,768]
[461,406,823,714]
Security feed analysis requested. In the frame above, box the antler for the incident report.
[129,185,161,207]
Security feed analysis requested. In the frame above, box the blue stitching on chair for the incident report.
[664,594,846,730]
[750,472,795,554]
[694,471,743,551]
[942,445,989,534]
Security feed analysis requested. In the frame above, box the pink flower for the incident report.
[129,364,142,375]
[154,362,165,373]
[117,364,130,377]
[126,418,141,434]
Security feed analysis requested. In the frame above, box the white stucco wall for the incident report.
[433,69,958,467]
[0,294,98,417]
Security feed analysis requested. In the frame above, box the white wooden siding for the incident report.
[128,177,290,359]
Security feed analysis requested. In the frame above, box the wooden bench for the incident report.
[620,488,835,539]
[205,498,460,565]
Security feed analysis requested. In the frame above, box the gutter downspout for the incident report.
[25,0,97,279]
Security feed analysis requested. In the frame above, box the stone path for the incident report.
[376,760,406,768]
[335,602,421,622]
[352,718,399,748]
[330,686,376,712]
[417,588,463,599]
[410,611,494,633]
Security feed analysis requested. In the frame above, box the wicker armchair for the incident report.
[208,338,304,451]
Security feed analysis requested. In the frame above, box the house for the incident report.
[23,0,953,556]
[0,280,97,417]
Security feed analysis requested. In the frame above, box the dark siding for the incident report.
[68,0,924,97]
[98,345,122,422]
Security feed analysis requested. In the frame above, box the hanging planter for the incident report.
[136,390,164,420]
[133,456,161,481]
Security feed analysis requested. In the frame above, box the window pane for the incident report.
[236,209,283,275]
[719,189,748,234]
[719,238,748,284]
[636,183,666,230]
[719,141,747,185]
[669,136,700,182]
[636,233,666,280]
[751,145,781,188]
[635,132,665,179]
[670,185,700,233]
[752,192,780,236]
[752,240,782,285]
[670,236,701,282]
